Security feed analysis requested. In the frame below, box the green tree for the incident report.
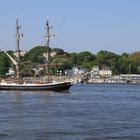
[52,48,65,55]
[0,52,11,77]
[96,50,118,65]
[24,46,49,63]
[95,50,119,74]
[20,64,35,77]
[69,53,78,66]
[117,53,135,74]
[129,51,140,73]
[69,51,95,67]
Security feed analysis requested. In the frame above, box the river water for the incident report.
[0,83,140,140]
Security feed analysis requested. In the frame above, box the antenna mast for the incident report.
[15,18,23,78]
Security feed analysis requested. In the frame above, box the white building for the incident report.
[91,66,112,78]
[14,50,27,57]
[91,66,99,78]
[65,67,86,76]
[6,67,14,76]
[92,66,99,72]
[99,67,112,77]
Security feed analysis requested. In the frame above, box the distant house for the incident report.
[50,51,57,57]
[6,67,14,76]
[65,67,86,76]
[64,69,73,76]
[91,66,112,78]
[14,50,27,57]
[92,66,99,72]
[99,66,112,77]
[91,66,100,77]
[43,51,57,59]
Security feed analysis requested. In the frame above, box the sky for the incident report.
[0,0,140,54]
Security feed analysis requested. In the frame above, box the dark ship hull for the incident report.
[0,82,73,91]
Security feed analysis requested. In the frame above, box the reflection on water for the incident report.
[0,84,140,140]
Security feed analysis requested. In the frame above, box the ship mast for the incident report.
[44,19,54,82]
[15,18,23,79]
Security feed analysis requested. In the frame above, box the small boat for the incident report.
[0,18,74,91]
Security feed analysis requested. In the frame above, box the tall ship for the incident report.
[0,18,74,91]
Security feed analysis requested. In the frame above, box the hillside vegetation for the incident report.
[0,46,140,77]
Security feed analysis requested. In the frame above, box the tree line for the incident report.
[0,46,140,77]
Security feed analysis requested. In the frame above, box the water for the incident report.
[0,83,140,140]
